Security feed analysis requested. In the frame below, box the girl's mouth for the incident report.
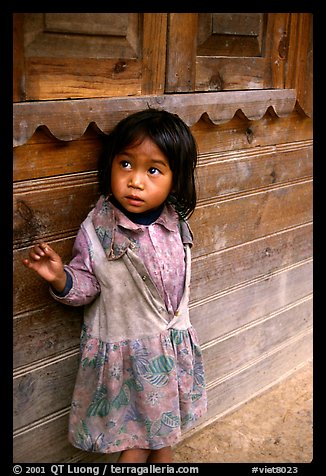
[125,195,144,206]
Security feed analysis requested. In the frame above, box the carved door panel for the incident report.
[195,13,271,91]
[166,13,303,92]
[14,13,167,101]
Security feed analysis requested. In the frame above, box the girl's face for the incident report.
[111,137,173,214]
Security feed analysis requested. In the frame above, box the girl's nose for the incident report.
[128,173,144,190]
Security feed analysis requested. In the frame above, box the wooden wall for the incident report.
[13,13,313,463]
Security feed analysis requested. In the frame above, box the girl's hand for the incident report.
[22,242,67,292]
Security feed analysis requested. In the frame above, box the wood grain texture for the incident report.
[13,126,103,182]
[142,14,168,94]
[285,13,313,116]
[13,13,25,102]
[202,297,312,384]
[13,305,82,369]
[191,259,312,344]
[192,181,312,258]
[190,224,312,304]
[21,13,143,101]
[13,174,98,246]
[13,351,79,430]
[192,111,312,154]
[165,13,197,92]
[26,57,142,100]
[196,141,312,200]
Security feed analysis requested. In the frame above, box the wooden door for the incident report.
[14,13,312,114]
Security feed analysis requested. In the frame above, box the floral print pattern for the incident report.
[69,325,206,453]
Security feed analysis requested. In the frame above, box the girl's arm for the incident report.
[54,226,101,306]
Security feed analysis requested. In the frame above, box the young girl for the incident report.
[23,109,207,463]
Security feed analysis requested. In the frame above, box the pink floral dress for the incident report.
[51,196,207,454]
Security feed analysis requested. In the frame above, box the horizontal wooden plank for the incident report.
[13,136,312,205]
[190,223,312,303]
[13,305,82,369]
[196,142,312,201]
[191,259,312,345]
[13,174,98,246]
[13,172,312,253]
[13,115,312,183]
[13,351,79,430]
[14,409,74,463]
[192,111,312,155]
[13,127,102,182]
[191,180,312,258]
[13,409,119,463]
[195,56,269,91]
[26,57,142,101]
[14,223,312,317]
[203,331,312,425]
[202,297,312,384]
[13,89,298,146]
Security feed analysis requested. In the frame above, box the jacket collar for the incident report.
[91,195,193,260]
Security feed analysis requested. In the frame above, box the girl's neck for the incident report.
[109,195,164,225]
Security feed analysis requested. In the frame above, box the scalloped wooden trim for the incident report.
[13,89,307,147]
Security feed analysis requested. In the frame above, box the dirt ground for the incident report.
[173,361,313,463]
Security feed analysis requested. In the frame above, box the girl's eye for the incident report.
[148,167,160,175]
[120,160,131,169]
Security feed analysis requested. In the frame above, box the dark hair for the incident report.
[98,108,198,219]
